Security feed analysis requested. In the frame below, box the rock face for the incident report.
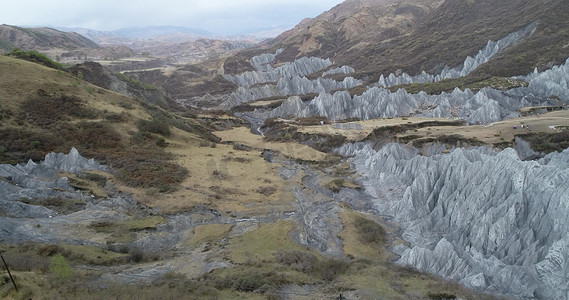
[378,22,537,87]
[270,86,533,124]
[517,57,569,101]
[270,56,569,123]
[224,56,334,88]
[338,143,569,299]
[219,50,362,109]
[221,75,362,109]
[0,148,106,214]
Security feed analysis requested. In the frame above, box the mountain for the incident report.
[57,26,214,46]
[261,0,569,83]
[0,25,98,52]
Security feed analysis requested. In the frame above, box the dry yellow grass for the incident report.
[226,220,304,263]
[405,110,569,145]
[296,111,569,147]
[215,127,328,161]
[118,126,296,214]
[339,211,385,260]
[297,116,452,141]
[184,223,233,248]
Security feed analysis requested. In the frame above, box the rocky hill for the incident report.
[0,25,98,52]
[260,0,569,83]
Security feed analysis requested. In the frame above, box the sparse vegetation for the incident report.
[354,216,387,245]
[517,129,569,153]
[137,117,171,137]
[117,72,158,90]
[8,48,65,70]
[20,197,86,214]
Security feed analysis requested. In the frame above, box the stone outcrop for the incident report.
[270,57,569,123]
[219,50,361,109]
[221,74,361,109]
[378,23,537,87]
[224,56,333,88]
[338,143,569,299]
[516,57,569,101]
[322,66,355,77]
[269,86,535,124]
[250,48,284,72]
[0,148,106,211]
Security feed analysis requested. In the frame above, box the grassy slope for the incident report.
[0,54,511,299]
[347,0,569,81]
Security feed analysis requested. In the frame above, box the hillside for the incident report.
[136,0,569,102]
[2,0,569,299]
[0,50,515,299]
[0,25,98,52]
[260,0,569,83]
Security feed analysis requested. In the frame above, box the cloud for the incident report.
[0,0,343,34]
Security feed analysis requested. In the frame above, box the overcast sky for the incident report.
[1,0,344,35]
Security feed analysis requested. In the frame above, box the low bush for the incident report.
[20,95,98,127]
[354,216,387,245]
[276,250,318,273]
[256,185,277,196]
[319,258,351,281]
[137,118,171,137]
[9,48,65,69]
[214,269,287,292]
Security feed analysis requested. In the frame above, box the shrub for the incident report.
[128,247,145,263]
[50,253,72,279]
[137,118,171,137]
[214,269,287,292]
[319,258,350,281]
[354,216,387,245]
[428,292,457,300]
[10,49,65,69]
[256,185,277,196]
[38,244,69,257]
[276,250,318,273]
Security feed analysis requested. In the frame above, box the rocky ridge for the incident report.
[337,142,569,299]
[377,23,537,87]
[268,56,569,124]
[219,50,362,109]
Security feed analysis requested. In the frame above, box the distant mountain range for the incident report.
[55,25,290,46]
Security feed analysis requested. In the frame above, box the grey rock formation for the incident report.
[270,55,569,123]
[250,48,284,72]
[338,143,569,299]
[0,148,107,220]
[270,86,545,124]
[378,23,537,87]
[516,57,569,101]
[221,75,361,109]
[224,56,333,87]
[323,66,355,77]
[514,136,544,161]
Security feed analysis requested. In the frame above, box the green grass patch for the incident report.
[9,48,66,70]
[517,130,569,153]
[227,220,304,264]
[185,224,233,248]
[89,216,165,243]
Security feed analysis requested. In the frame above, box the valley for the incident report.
[1,0,569,299]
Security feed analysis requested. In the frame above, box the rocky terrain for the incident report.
[338,142,569,299]
[2,0,569,299]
